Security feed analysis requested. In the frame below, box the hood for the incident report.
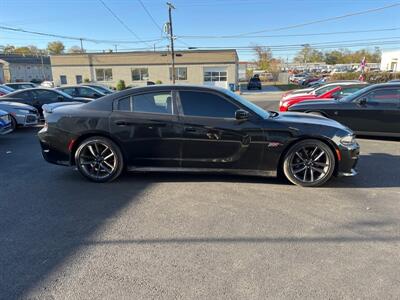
[0,101,36,110]
[72,97,93,102]
[290,99,338,108]
[274,111,348,130]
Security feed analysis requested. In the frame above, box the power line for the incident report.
[0,25,165,44]
[137,0,164,33]
[186,2,400,38]
[178,27,400,39]
[98,0,152,47]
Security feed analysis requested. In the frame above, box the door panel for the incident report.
[109,91,183,167]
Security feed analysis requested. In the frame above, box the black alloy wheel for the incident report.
[75,136,124,182]
[10,115,17,131]
[283,139,335,187]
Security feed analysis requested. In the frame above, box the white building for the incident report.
[380,50,400,72]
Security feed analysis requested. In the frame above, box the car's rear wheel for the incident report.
[283,139,335,187]
[75,136,124,182]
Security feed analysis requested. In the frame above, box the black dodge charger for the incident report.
[38,85,359,187]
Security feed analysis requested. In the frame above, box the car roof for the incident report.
[6,82,35,85]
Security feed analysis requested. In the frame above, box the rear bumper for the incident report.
[38,127,72,166]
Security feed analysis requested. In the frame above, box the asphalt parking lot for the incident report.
[1,96,400,299]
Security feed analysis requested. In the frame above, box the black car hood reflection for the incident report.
[274,111,348,130]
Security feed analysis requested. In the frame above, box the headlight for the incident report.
[17,109,30,114]
[340,135,356,146]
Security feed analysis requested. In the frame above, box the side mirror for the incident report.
[93,93,100,98]
[357,97,367,105]
[57,95,64,101]
[235,109,249,120]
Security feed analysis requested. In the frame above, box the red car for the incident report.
[280,86,342,112]
[279,84,369,111]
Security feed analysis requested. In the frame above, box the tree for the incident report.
[253,45,273,70]
[47,41,65,55]
[68,46,85,54]
[294,45,324,63]
[116,80,126,91]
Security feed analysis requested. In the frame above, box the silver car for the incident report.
[0,101,39,130]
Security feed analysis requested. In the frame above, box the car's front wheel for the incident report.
[283,139,335,187]
[75,136,124,182]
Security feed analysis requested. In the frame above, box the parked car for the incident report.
[280,84,369,111]
[0,86,12,96]
[289,73,309,84]
[5,82,38,90]
[56,86,106,99]
[38,85,359,187]
[0,101,39,130]
[281,81,366,101]
[288,83,400,137]
[247,76,262,90]
[0,88,92,117]
[0,109,12,135]
[40,81,55,88]
[82,84,114,95]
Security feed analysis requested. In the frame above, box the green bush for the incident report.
[83,78,90,83]
[116,80,126,91]
[155,80,162,84]
[330,72,400,83]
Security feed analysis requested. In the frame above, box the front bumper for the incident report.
[14,113,39,127]
[0,123,13,135]
[336,142,360,177]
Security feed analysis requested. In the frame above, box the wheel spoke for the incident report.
[104,152,115,161]
[310,147,318,158]
[87,145,97,157]
[314,161,328,167]
[293,166,306,174]
[81,160,96,165]
[303,168,307,181]
[103,160,114,169]
[94,143,100,155]
[311,166,325,174]
[100,146,110,156]
[313,150,325,161]
[100,163,113,174]
[295,152,306,162]
[310,168,314,182]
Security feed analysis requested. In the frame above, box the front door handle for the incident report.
[115,120,133,126]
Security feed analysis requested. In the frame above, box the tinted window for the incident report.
[116,97,131,111]
[60,88,77,96]
[315,84,340,96]
[33,90,60,103]
[132,92,173,114]
[367,89,400,104]
[180,91,238,118]
[78,87,97,97]
[14,91,32,100]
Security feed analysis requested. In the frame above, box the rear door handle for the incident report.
[184,127,196,132]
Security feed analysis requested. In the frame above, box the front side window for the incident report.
[33,90,60,103]
[366,89,400,105]
[179,91,238,118]
[60,87,77,97]
[96,68,113,81]
[169,67,187,80]
[60,75,67,85]
[131,68,149,81]
[15,91,32,101]
[315,84,340,96]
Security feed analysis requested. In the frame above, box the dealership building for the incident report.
[380,50,400,72]
[0,54,52,83]
[50,49,239,89]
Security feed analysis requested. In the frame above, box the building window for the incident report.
[76,75,83,84]
[95,68,113,81]
[204,71,227,82]
[60,75,67,85]
[169,67,187,80]
[131,68,149,81]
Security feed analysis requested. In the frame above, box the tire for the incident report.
[10,116,17,131]
[75,136,124,183]
[283,139,335,187]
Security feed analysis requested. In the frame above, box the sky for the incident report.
[1,0,399,61]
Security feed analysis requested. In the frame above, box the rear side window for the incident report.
[315,84,339,96]
[179,91,239,118]
[114,92,173,114]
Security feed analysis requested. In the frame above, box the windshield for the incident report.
[223,89,270,118]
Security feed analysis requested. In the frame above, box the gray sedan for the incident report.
[0,101,39,130]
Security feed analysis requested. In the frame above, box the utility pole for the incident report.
[114,44,118,52]
[80,38,84,52]
[167,2,176,84]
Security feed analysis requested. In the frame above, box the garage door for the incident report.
[203,67,228,89]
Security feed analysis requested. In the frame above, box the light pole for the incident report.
[166,2,176,84]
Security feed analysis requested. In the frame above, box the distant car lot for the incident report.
[0,93,399,298]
